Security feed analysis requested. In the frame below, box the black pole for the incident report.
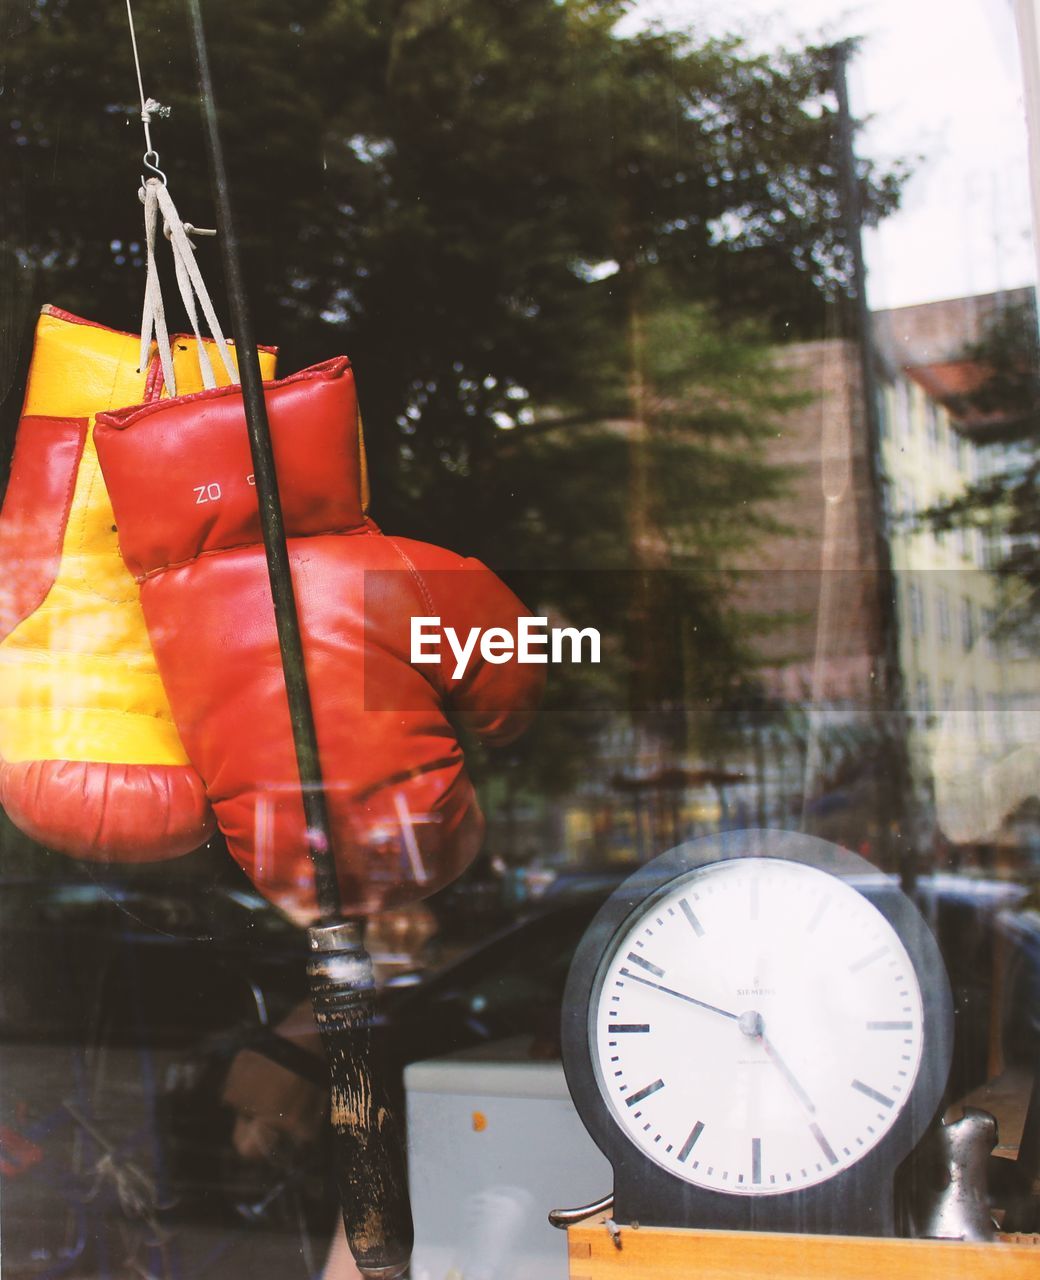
[184,4,413,1274]
[831,41,916,891]
[183,0,339,921]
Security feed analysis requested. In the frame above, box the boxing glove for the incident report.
[0,306,277,860]
[95,358,543,919]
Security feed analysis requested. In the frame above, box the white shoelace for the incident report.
[139,176,239,396]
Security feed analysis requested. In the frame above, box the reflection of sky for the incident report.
[627,0,1035,308]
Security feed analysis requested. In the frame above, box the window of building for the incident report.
[924,399,940,449]
[915,675,932,723]
[960,599,975,651]
[981,607,998,656]
[908,581,926,638]
[936,588,951,645]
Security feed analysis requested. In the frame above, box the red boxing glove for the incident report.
[95,359,542,919]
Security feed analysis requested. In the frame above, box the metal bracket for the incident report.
[548,1192,614,1229]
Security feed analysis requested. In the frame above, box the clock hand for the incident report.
[620,972,817,1114]
[761,1033,817,1114]
[739,1012,817,1115]
[619,968,738,1021]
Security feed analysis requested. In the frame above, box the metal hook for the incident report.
[141,149,167,186]
[137,177,217,240]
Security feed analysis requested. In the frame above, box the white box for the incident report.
[405,1038,612,1280]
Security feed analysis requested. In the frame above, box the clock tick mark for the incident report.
[806,896,829,933]
[626,952,665,978]
[679,897,705,937]
[678,1121,705,1163]
[852,1079,895,1107]
[810,1123,839,1165]
[752,1137,762,1183]
[849,945,888,973]
[609,1024,650,1033]
[625,1079,664,1107]
[866,1021,912,1030]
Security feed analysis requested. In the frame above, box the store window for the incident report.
[1,1,1038,1276]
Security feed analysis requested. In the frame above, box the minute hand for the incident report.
[759,1030,816,1114]
[619,968,738,1021]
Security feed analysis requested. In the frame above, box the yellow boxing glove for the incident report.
[0,306,277,860]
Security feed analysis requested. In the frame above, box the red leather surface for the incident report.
[0,760,214,861]
[97,358,363,580]
[96,362,544,918]
[0,417,86,639]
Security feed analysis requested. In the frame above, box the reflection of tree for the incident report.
[2,2,906,800]
[921,302,1040,608]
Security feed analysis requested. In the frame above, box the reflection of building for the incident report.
[509,289,1040,874]
[730,288,1039,866]
[875,289,1040,866]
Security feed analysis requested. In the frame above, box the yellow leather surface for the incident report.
[0,309,276,764]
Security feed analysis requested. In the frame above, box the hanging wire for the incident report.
[125,0,169,184]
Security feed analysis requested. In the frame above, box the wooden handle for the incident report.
[308,922,413,1278]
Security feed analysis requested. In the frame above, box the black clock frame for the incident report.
[561,828,954,1237]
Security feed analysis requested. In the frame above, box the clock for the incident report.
[561,829,953,1236]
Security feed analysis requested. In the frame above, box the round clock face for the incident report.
[590,856,925,1196]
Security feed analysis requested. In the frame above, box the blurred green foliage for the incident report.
[1,0,905,796]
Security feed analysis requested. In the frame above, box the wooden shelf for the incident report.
[567,1217,1040,1279]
